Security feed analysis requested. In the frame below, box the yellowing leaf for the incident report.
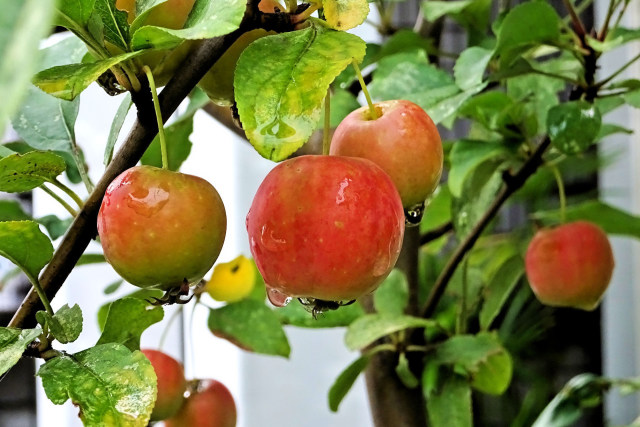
[323,0,369,31]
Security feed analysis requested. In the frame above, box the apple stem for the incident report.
[549,163,567,223]
[323,90,331,155]
[40,185,78,217]
[352,60,379,120]
[143,66,169,170]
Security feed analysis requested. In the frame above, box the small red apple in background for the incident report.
[246,155,405,304]
[525,221,614,310]
[141,349,187,421]
[330,100,443,210]
[165,379,237,427]
[98,165,226,289]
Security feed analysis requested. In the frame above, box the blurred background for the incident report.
[0,0,639,426]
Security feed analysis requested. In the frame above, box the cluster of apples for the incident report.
[141,349,236,426]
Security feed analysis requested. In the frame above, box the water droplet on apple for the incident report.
[266,287,292,307]
[260,223,287,252]
[404,202,425,227]
[126,185,170,217]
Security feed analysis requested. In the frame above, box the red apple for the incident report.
[98,165,226,289]
[141,349,187,421]
[165,380,237,427]
[525,221,614,310]
[330,100,443,209]
[246,155,405,302]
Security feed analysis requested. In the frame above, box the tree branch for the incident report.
[421,138,552,319]
[419,221,453,246]
[8,2,285,328]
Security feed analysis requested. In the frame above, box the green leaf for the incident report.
[345,314,437,350]
[328,355,371,412]
[532,374,608,427]
[38,344,156,426]
[33,50,144,101]
[395,352,419,388]
[533,201,640,239]
[12,37,86,156]
[377,30,434,58]
[373,269,409,315]
[94,0,130,51]
[55,0,98,28]
[452,163,504,237]
[0,221,53,282]
[369,50,458,108]
[547,101,602,155]
[131,0,246,50]
[0,200,30,221]
[130,0,167,33]
[0,327,42,376]
[77,253,107,266]
[422,0,473,21]
[495,2,561,64]
[432,332,513,394]
[104,279,124,295]
[597,123,634,139]
[323,0,369,31]
[37,215,73,240]
[420,187,452,252]
[587,27,640,52]
[448,140,508,198]
[208,299,290,357]
[97,298,164,351]
[507,73,564,136]
[141,114,193,171]
[0,0,56,137]
[0,151,66,193]
[235,22,365,161]
[425,371,473,427]
[97,289,163,331]
[35,304,83,344]
[275,298,363,328]
[105,92,133,166]
[479,256,524,330]
[454,47,493,91]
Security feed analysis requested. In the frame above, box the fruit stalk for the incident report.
[549,162,567,223]
[352,60,378,120]
[143,66,169,170]
[323,90,331,155]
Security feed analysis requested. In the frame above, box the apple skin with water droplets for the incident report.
[246,155,405,301]
[330,100,443,209]
[98,165,227,289]
[525,221,614,310]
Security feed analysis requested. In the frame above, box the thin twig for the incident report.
[419,221,453,246]
[562,0,588,38]
[421,138,552,318]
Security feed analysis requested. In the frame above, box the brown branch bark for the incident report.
[8,1,289,328]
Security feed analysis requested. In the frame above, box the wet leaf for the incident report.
[38,344,156,426]
[36,304,83,344]
[547,101,602,155]
[0,151,66,193]
[0,327,42,376]
[235,21,365,161]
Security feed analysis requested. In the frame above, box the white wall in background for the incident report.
[597,0,640,424]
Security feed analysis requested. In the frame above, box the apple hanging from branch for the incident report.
[525,221,615,310]
[330,100,443,221]
[98,166,227,293]
[246,155,405,314]
[141,349,187,421]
